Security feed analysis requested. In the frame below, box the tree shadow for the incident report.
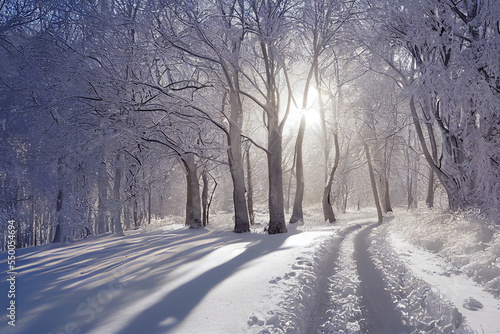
[115,233,291,334]
[0,228,293,334]
[0,228,227,334]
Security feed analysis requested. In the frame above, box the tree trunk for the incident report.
[202,169,209,227]
[384,179,392,212]
[246,147,255,225]
[342,183,349,214]
[285,165,294,214]
[52,189,63,243]
[364,142,383,223]
[182,153,202,229]
[425,123,438,208]
[413,160,419,208]
[207,174,217,227]
[97,159,108,235]
[257,41,287,234]
[131,195,138,227]
[377,173,392,213]
[407,169,414,209]
[426,168,435,208]
[322,133,340,223]
[289,114,306,224]
[227,89,251,233]
[289,60,316,224]
[52,158,64,243]
[113,152,124,236]
[123,203,131,231]
[267,114,287,234]
[409,96,463,210]
[147,184,152,225]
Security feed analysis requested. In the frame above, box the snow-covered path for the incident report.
[355,223,411,333]
[305,224,361,334]
[1,211,499,334]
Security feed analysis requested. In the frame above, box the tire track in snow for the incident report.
[355,223,411,334]
[305,224,361,333]
[305,223,365,334]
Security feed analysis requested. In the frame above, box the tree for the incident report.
[242,0,300,234]
[289,0,358,224]
[245,144,255,225]
[364,0,500,211]
[155,0,252,232]
[364,142,383,223]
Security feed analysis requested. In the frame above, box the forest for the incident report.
[1,0,499,249]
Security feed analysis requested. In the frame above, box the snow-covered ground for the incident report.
[1,208,499,333]
[373,209,500,334]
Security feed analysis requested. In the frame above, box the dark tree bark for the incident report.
[378,174,392,214]
[226,87,251,233]
[289,114,306,224]
[267,113,287,234]
[290,62,315,224]
[426,169,435,208]
[242,40,289,234]
[246,146,255,225]
[207,172,217,227]
[425,123,438,208]
[202,169,209,227]
[52,158,64,243]
[52,189,63,243]
[148,183,153,224]
[132,195,139,227]
[112,152,124,236]
[182,153,202,229]
[383,179,392,213]
[322,133,340,223]
[409,96,462,210]
[342,183,349,214]
[364,142,383,224]
[97,159,108,234]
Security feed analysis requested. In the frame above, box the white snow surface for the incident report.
[389,233,499,333]
[379,209,500,334]
[1,208,499,334]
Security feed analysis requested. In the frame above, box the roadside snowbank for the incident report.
[386,210,500,298]
[372,209,500,333]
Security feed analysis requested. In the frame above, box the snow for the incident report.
[388,226,500,333]
[0,216,339,334]
[1,209,499,334]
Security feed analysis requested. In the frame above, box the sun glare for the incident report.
[286,86,322,131]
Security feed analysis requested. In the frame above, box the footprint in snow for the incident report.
[269,277,282,284]
[247,315,264,326]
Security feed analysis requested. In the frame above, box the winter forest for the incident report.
[1,0,500,333]
[2,0,500,246]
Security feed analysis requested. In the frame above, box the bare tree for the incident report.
[155,0,251,232]
[289,0,358,224]
[240,0,301,234]
[364,0,500,211]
